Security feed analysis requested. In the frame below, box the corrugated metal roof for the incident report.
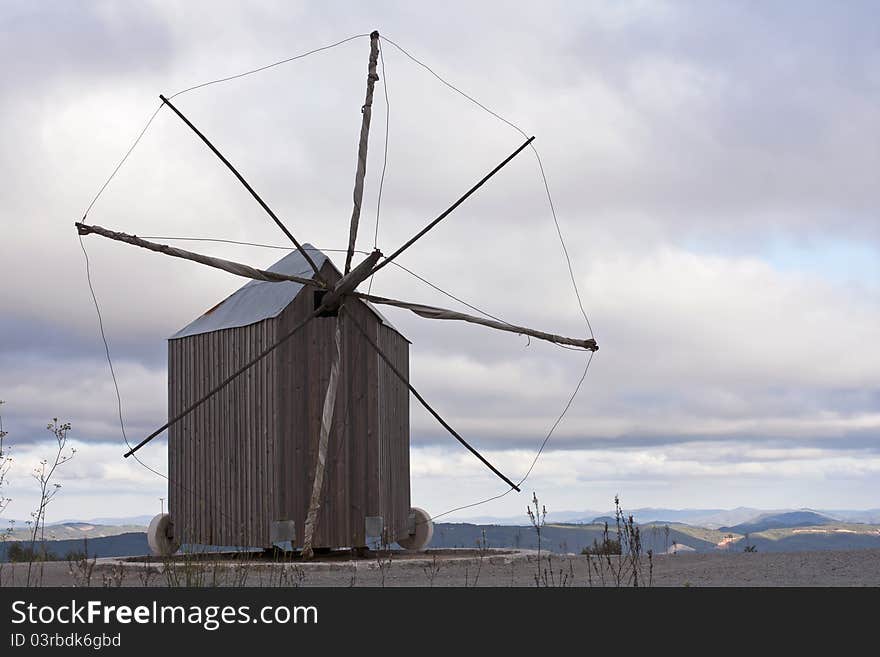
[170,245,402,339]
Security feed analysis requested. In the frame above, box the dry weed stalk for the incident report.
[422,554,440,587]
[67,539,96,587]
[27,419,75,587]
[137,559,159,587]
[582,496,652,587]
[101,562,126,587]
[526,492,547,587]
[0,402,11,522]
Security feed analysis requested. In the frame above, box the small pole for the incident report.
[344,30,381,275]
[159,497,165,515]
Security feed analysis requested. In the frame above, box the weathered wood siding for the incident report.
[168,319,277,547]
[274,260,411,548]
[378,323,411,542]
[169,258,410,549]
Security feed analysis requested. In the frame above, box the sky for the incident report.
[1,0,878,526]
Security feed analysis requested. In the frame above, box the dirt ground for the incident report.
[3,548,879,587]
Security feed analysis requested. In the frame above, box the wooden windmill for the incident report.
[76,31,598,558]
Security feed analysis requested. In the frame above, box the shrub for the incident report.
[7,543,58,563]
[582,536,622,556]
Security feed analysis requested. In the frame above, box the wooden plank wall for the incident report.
[168,318,277,547]
[378,324,411,542]
[169,257,410,550]
[275,263,333,547]
[274,260,411,548]
[275,262,374,548]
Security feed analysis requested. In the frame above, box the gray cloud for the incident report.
[1,1,878,518]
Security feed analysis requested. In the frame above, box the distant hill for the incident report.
[6,522,147,542]
[5,516,153,529]
[745,525,880,552]
[637,508,765,529]
[430,522,722,554]
[720,511,836,534]
[533,508,770,529]
[820,509,880,524]
[2,520,879,561]
[455,510,603,525]
[456,507,880,529]
[0,533,149,562]
[78,515,155,527]
[21,509,878,531]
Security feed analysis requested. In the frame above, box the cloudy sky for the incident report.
[1,1,878,526]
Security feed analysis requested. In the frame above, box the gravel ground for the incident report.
[3,548,879,587]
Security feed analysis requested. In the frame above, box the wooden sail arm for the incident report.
[356,292,598,351]
[345,306,521,492]
[75,222,325,288]
[158,94,325,283]
[368,136,535,277]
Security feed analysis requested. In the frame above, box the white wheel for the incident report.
[398,507,433,551]
[147,513,180,557]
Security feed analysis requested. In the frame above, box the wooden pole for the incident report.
[158,94,325,282]
[344,30,381,275]
[302,31,380,559]
[75,222,323,288]
[300,316,343,559]
[356,292,598,351]
[368,135,535,276]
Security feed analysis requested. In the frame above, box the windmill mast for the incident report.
[302,30,382,559]
[344,30,380,275]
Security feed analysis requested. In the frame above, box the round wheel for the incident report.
[397,507,433,551]
[147,513,180,557]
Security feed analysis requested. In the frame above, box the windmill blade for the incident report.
[357,293,598,351]
[345,306,520,492]
[301,314,344,559]
[76,223,323,288]
[344,30,380,275]
[368,136,535,277]
[158,94,325,282]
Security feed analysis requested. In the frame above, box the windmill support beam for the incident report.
[344,30,380,275]
[304,31,381,558]
[301,316,343,559]
[356,293,598,351]
[75,223,324,288]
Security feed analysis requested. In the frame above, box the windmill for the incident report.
[76,31,598,558]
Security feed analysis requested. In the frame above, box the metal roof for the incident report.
[170,245,401,340]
